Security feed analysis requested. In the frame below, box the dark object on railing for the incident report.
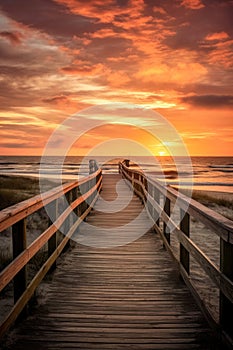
[89,159,98,174]
[0,166,102,338]
[119,159,233,349]
[123,159,130,167]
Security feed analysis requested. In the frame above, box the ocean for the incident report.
[0,156,232,193]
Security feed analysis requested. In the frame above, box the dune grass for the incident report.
[0,175,59,210]
[191,191,233,209]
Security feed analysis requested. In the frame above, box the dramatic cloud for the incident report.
[205,31,229,41]
[181,94,233,108]
[0,30,23,45]
[180,0,205,10]
[0,0,232,155]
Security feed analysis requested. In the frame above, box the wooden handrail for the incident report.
[119,160,233,346]
[0,167,102,337]
[0,172,100,232]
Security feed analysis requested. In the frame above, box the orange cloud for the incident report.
[90,28,118,39]
[54,0,144,24]
[205,32,229,41]
[153,7,167,15]
[136,58,207,86]
[61,62,105,76]
[201,38,233,68]
[180,0,204,10]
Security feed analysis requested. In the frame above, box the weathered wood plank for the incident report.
[2,174,224,350]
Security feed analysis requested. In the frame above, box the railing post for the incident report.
[163,197,170,244]
[82,183,87,221]
[220,238,233,338]
[132,173,135,193]
[75,185,80,216]
[89,159,98,174]
[154,188,160,227]
[12,218,27,314]
[63,190,73,249]
[68,190,73,226]
[48,199,58,271]
[180,210,190,274]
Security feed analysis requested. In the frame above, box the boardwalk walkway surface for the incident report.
[2,175,224,349]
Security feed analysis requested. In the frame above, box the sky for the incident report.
[0,0,232,156]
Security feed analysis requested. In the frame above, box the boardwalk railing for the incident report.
[0,167,102,337]
[119,160,233,346]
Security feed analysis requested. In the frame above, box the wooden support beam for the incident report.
[180,209,190,275]
[48,200,58,271]
[12,218,27,315]
[163,197,170,244]
[154,188,160,227]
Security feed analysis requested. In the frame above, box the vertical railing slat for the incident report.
[12,218,27,314]
[154,187,160,227]
[163,197,170,244]
[180,209,190,275]
[48,199,58,271]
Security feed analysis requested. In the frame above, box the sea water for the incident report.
[0,155,232,193]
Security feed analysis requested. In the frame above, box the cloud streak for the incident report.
[182,94,233,108]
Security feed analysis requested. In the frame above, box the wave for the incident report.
[168,181,233,187]
[209,168,233,173]
[209,165,233,169]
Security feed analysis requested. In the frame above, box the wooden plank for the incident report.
[2,174,224,350]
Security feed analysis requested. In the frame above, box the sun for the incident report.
[158,151,166,156]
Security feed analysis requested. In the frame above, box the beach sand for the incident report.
[0,176,232,324]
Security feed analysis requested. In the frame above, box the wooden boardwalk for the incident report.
[3,175,224,349]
